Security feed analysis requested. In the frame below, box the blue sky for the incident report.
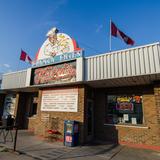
[0,0,160,73]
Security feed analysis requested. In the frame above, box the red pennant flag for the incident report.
[20,50,32,64]
[111,22,134,45]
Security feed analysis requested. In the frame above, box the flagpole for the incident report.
[109,19,112,52]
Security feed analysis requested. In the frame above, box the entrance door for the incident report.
[87,99,94,141]
[16,93,38,129]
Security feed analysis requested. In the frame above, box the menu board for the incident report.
[41,88,78,112]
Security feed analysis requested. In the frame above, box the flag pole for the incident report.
[109,19,112,52]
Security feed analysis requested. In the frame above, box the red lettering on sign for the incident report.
[33,62,76,85]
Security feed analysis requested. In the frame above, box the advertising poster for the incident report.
[3,94,16,117]
[41,88,78,112]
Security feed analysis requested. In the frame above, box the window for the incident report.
[106,95,143,125]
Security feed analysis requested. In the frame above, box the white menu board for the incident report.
[41,88,78,112]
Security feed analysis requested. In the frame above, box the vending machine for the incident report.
[64,120,79,147]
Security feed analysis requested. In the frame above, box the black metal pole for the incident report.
[13,127,18,152]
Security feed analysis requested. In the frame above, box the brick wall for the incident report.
[94,85,160,147]
[154,84,160,125]
[28,85,85,143]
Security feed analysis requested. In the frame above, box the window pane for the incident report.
[106,95,143,125]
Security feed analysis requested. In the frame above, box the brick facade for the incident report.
[94,85,160,147]
[7,83,160,148]
[28,85,86,143]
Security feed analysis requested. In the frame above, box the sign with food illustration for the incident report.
[33,61,76,85]
[32,27,82,67]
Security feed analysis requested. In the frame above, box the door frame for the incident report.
[86,99,94,141]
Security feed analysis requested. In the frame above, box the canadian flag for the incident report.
[20,50,32,64]
[111,21,134,45]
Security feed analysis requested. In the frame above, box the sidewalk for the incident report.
[0,130,160,160]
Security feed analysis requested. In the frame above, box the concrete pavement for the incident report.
[0,130,160,160]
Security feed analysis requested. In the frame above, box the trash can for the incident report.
[64,120,79,147]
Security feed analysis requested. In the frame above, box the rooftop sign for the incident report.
[32,50,83,67]
[32,27,83,67]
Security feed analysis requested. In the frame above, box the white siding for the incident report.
[76,57,84,81]
[1,70,28,89]
[85,42,160,81]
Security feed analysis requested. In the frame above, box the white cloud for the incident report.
[6,69,12,73]
[3,63,10,68]
[96,24,103,33]
[0,63,12,73]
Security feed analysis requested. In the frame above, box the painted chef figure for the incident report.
[37,27,78,60]
[44,27,60,57]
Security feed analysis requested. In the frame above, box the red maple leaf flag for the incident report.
[20,50,32,64]
[111,21,134,45]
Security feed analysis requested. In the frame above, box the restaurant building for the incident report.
[0,28,160,150]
